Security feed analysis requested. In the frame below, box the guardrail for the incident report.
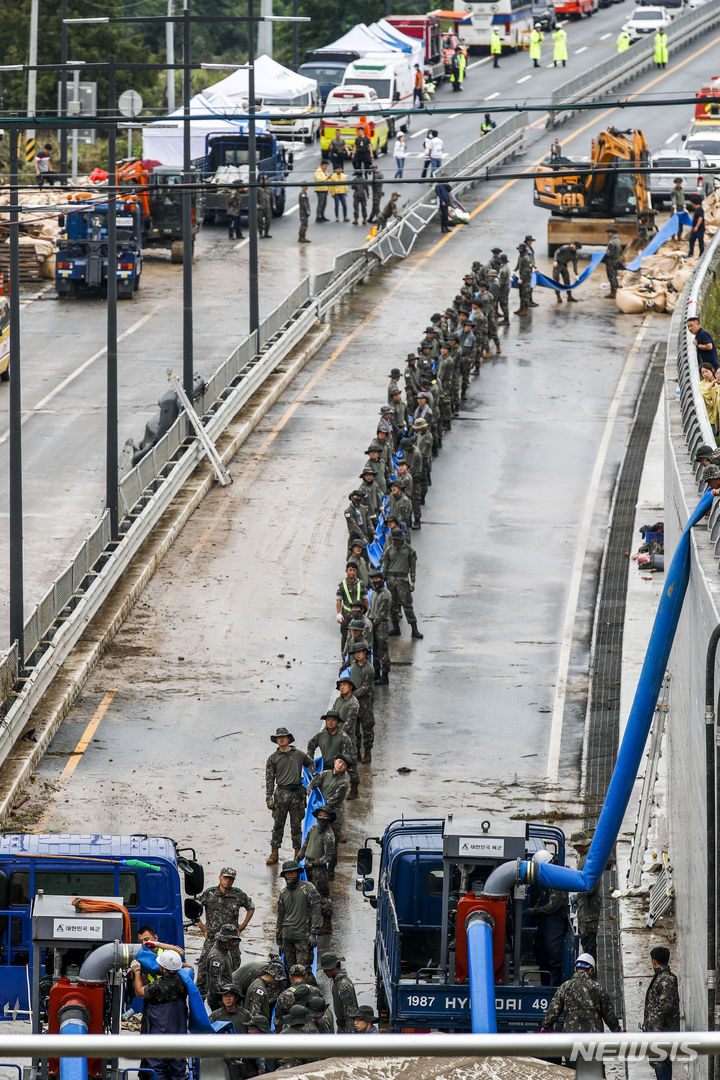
[549,1,720,127]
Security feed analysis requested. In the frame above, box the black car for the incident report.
[531,0,558,28]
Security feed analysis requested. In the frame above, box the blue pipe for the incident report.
[521,489,713,894]
[58,1005,89,1080]
[466,910,497,1034]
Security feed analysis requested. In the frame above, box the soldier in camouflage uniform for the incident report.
[342,615,374,667]
[353,1005,380,1034]
[256,176,275,239]
[348,644,375,762]
[404,352,422,414]
[369,567,391,685]
[477,280,501,355]
[336,560,368,645]
[456,314,475,394]
[274,974,314,1032]
[298,184,311,243]
[298,806,337,931]
[570,830,603,959]
[265,727,315,865]
[604,225,623,298]
[333,675,360,763]
[309,757,351,858]
[542,954,621,1034]
[352,171,369,225]
[383,528,422,640]
[497,253,511,325]
[387,366,403,404]
[196,867,254,997]
[347,538,371,588]
[206,924,242,1009]
[321,952,359,1034]
[244,961,286,1025]
[277,1004,318,1069]
[387,477,412,529]
[643,946,680,1080]
[307,710,354,769]
[308,993,335,1033]
[209,983,251,1033]
[276,859,322,968]
[369,166,384,223]
[514,243,533,316]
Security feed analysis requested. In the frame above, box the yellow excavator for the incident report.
[534,128,656,255]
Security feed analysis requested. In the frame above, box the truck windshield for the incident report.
[264,93,311,107]
[687,139,720,154]
[344,77,392,99]
[9,870,139,906]
[298,65,345,86]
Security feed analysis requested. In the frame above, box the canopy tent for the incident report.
[141,91,267,166]
[205,54,318,107]
[321,23,406,57]
[370,19,425,67]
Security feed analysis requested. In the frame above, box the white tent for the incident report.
[141,91,263,166]
[371,19,425,67]
[205,54,318,107]
[321,23,406,57]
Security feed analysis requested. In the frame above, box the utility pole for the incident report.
[106,57,119,542]
[292,0,299,69]
[60,0,68,181]
[27,0,39,139]
[257,0,273,58]
[166,0,176,112]
[182,0,193,398]
[248,0,260,335]
[9,127,24,666]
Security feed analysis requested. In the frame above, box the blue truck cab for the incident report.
[55,197,143,300]
[199,129,293,224]
[357,815,577,1032]
[0,833,203,1016]
[298,50,361,105]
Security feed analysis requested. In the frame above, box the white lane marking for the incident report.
[20,283,55,309]
[410,127,429,139]
[0,305,162,445]
[448,112,461,119]
[517,74,533,83]
[665,131,679,144]
[575,45,588,53]
[600,31,611,39]
[545,312,651,786]
[467,55,492,69]
[547,62,555,67]
[485,91,500,100]
[286,203,299,214]
[233,238,249,251]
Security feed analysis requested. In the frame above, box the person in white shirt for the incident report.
[429,133,444,176]
[421,130,434,179]
[393,132,407,179]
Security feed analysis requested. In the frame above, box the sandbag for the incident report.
[616,289,649,314]
[665,290,678,315]
[672,263,694,293]
[41,254,55,279]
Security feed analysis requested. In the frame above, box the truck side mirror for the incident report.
[287,151,294,168]
[179,858,204,895]
[58,214,65,228]
[362,877,375,893]
[357,847,373,876]
[184,897,203,922]
[393,89,400,102]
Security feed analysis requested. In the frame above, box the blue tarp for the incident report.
[521,488,714,895]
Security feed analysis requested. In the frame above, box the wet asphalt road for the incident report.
[3,14,719,1013]
[0,0,655,629]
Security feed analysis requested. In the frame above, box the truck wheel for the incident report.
[548,242,558,257]
[203,211,215,225]
[304,130,315,145]
[273,191,286,217]
[171,240,184,264]
[0,368,9,382]
[118,284,134,300]
[375,974,389,1022]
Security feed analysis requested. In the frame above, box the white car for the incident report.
[684,129,720,169]
[622,5,672,37]
[649,149,710,205]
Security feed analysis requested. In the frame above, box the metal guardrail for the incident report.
[549,1,720,127]
[626,673,670,889]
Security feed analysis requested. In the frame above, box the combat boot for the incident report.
[495,343,502,355]
[555,291,563,304]
[566,293,578,303]
[514,307,529,316]
[483,348,491,360]
[410,622,424,640]
[266,847,279,865]
[348,780,359,800]
[389,621,401,636]
[608,290,616,298]
[381,672,390,684]
[360,750,372,764]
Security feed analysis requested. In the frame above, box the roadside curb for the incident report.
[0,321,331,823]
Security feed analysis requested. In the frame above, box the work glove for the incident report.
[336,613,344,624]
[266,798,274,811]
[410,582,415,592]
[130,960,141,973]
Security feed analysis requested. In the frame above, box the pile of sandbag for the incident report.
[616,239,697,315]
[0,179,96,281]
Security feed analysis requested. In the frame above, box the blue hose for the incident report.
[466,911,497,1033]
[523,489,713,894]
[58,1011,88,1080]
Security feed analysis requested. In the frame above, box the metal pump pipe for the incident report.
[78,941,140,982]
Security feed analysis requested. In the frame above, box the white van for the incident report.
[341,53,414,134]
[264,87,321,144]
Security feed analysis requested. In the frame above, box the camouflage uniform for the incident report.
[382,538,418,626]
[209,1003,251,1031]
[307,725,354,771]
[330,969,359,1033]
[387,490,412,529]
[457,322,474,394]
[369,579,391,681]
[276,880,322,969]
[206,937,239,1009]
[336,574,368,645]
[369,169,384,222]
[333,692,360,756]
[349,656,375,757]
[576,853,602,958]
[341,617,374,664]
[498,261,511,323]
[352,177,369,224]
[470,305,488,369]
[196,884,253,995]
[245,976,281,1025]
[478,287,500,352]
[543,970,621,1033]
[309,769,349,852]
[515,249,533,311]
[265,746,315,849]
[643,964,680,1031]
[274,983,314,1032]
[298,189,310,241]
[256,183,275,237]
[605,232,623,294]
[298,822,336,923]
